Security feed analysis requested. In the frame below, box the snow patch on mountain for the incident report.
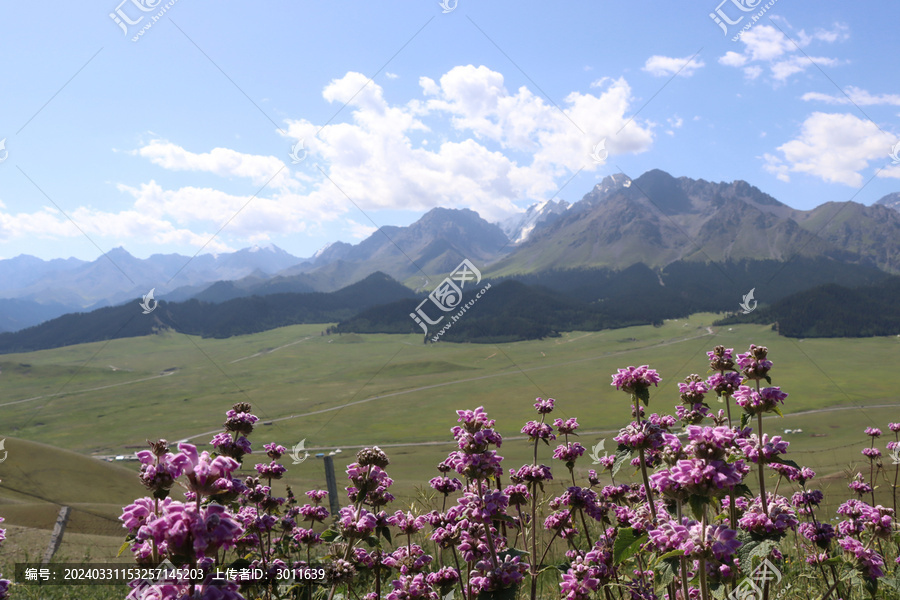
[500,199,570,243]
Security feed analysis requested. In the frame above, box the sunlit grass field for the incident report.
[2,314,898,575]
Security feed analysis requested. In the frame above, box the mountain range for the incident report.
[1,169,898,337]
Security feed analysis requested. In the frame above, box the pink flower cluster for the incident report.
[610,365,662,392]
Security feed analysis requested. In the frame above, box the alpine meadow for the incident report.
[1,2,900,600]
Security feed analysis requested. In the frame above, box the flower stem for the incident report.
[756,412,769,514]
[638,448,657,522]
[676,499,690,600]
[699,511,710,600]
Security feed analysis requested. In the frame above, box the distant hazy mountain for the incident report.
[0,243,306,308]
[875,192,900,212]
[191,272,318,303]
[0,272,414,354]
[0,255,87,296]
[0,298,76,333]
[279,208,511,291]
[4,170,899,336]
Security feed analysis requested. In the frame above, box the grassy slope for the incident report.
[2,315,899,563]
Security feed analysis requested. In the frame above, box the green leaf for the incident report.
[320,529,340,542]
[612,447,632,478]
[653,558,677,591]
[879,576,900,592]
[749,539,779,560]
[477,583,521,600]
[613,527,647,565]
[770,457,801,471]
[377,525,392,545]
[764,375,772,384]
[709,581,727,600]
[688,494,709,520]
[553,561,571,574]
[732,483,753,498]
[772,406,784,417]
[740,412,752,429]
[499,548,530,560]
[227,557,253,571]
[636,387,651,406]
[117,540,131,558]
[656,549,687,561]
[864,575,878,597]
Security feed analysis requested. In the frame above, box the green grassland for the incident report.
[2,314,899,568]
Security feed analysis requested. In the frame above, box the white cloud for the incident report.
[283,66,654,221]
[0,198,237,252]
[666,116,683,136]
[763,112,897,185]
[345,220,378,239]
[796,23,850,45]
[642,55,705,77]
[137,140,297,190]
[385,72,399,80]
[740,25,795,62]
[743,65,763,80]
[770,55,839,82]
[718,51,748,68]
[1,65,657,248]
[719,23,845,83]
[801,86,900,107]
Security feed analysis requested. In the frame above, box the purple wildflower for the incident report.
[534,397,556,414]
[839,537,885,579]
[610,365,662,393]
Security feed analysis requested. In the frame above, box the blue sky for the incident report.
[1,1,898,261]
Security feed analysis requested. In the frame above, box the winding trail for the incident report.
[228,336,314,364]
[0,370,176,408]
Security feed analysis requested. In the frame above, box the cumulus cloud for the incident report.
[763,112,897,185]
[137,140,298,190]
[1,65,656,249]
[719,23,846,83]
[642,55,705,77]
[284,66,654,220]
